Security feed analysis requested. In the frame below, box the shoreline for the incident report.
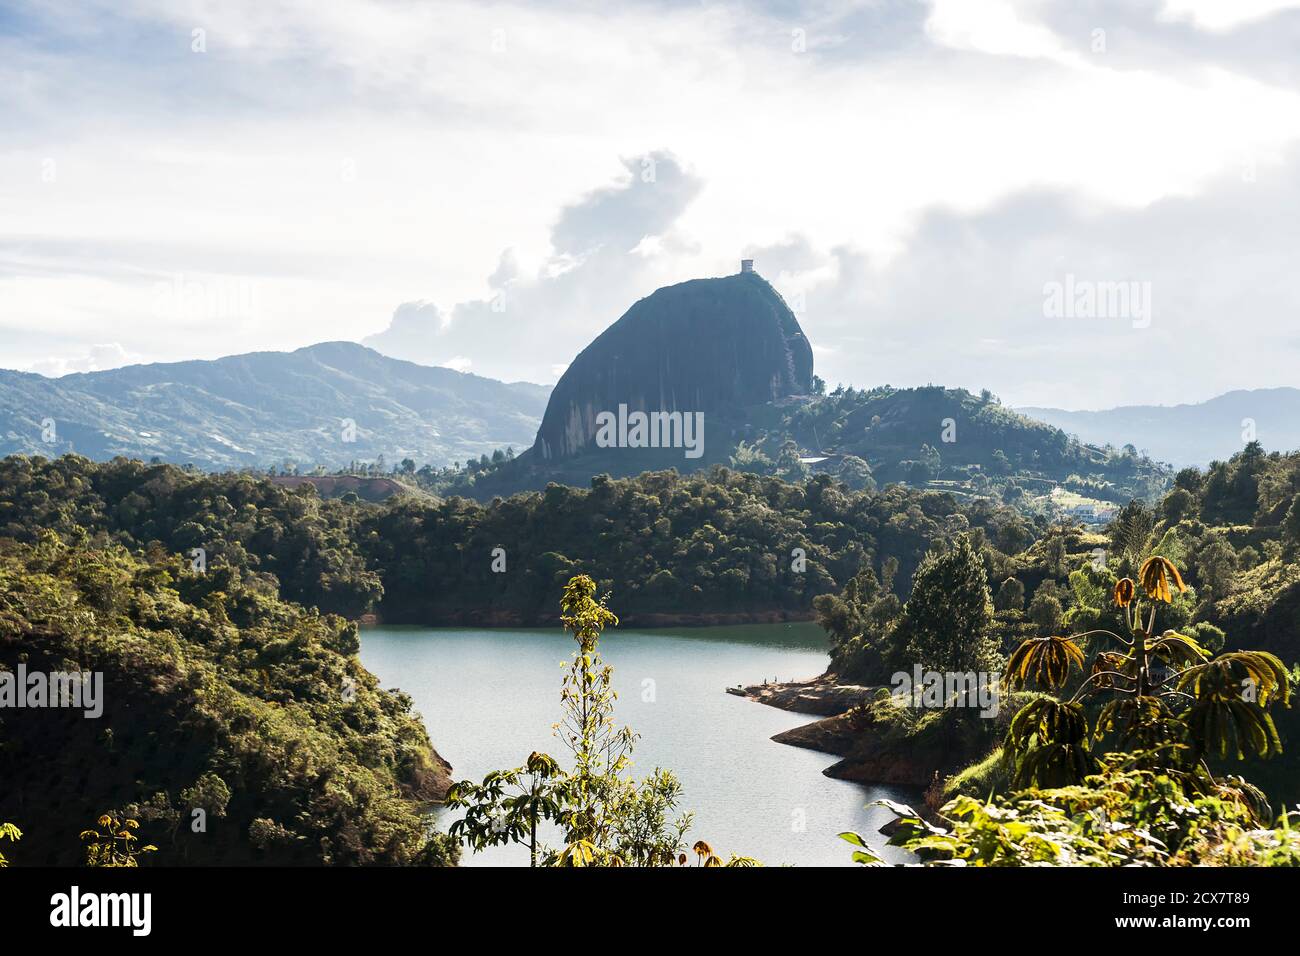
[731,677,957,790]
[727,674,874,717]
[360,609,818,629]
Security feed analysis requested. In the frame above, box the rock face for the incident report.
[741,679,983,788]
[533,271,814,461]
[773,713,952,787]
[729,676,874,717]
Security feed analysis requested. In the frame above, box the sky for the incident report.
[3,0,1300,408]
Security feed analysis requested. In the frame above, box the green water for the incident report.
[360,621,917,867]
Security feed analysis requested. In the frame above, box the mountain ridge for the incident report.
[2,272,1235,503]
[1018,387,1300,467]
[0,341,550,469]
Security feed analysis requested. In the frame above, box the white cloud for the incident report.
[363,151,705,383]
[778,151,1300,408]
[26,342,139,377]
[1,0,1299,409]
[1158,0,1300,31]
[924,0,1078,61]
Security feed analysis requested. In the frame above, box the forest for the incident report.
[0,454,1038,625]
[377,384,1171,508]
[0,529,457,865]
[816,442,1300,864]
[2,444,1299,866]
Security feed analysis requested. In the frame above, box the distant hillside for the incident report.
[1018,388,1300,467]
[0,342,549,469]
[779,384,1168,501]
[446,271,1165,504]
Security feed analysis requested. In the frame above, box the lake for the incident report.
[360,621,917,867]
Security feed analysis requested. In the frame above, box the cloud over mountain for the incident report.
[364,151,704,384]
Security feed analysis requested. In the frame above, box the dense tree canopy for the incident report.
[0,455,1037,626]
[0,532,454,866]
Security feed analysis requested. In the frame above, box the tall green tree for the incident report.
[1282,493,1300,559]
[994,576,1025,612]
[898,535,1000,676]
[553,575,636,854]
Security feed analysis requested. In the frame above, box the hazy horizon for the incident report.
[4,325,1298,419]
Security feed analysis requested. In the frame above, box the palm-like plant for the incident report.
[1178,652,1290,759]
[1003,556,1290,787]
[1005,635,1086,689]
[80,812,157,867]
[1005,697,1096,787]
[0,822,20,867]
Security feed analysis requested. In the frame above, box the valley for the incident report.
[2,269,1297,873]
